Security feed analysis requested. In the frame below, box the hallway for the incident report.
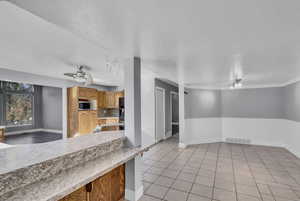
[141,136,300,201]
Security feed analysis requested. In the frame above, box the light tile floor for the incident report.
[140,136,300,201]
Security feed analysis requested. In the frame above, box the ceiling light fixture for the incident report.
[64,66,93,86]
[230,78,243,89]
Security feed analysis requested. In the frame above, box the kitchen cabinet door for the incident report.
[78,87,87,99]
[78,87,97,100]
[98,91,105,108]
[0,128,4,140]
[59,186,87,201]
[86,88,97,100]
[90,172,111,201]
[105,92,116,108]
[111,165,125,201]
[78,111,90,135]
[89,111,97,132]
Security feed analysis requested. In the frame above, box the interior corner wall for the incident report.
[283,82,300,157]
[221,87,286,147]
[155,79,178,138]
[184,88,223,144]
[184,83,300,157]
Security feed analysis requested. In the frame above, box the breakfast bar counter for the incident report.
[0,131,144,201]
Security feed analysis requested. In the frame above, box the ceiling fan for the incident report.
[230,77,243,89]
[64,66,93,86]
[185,74,245,89]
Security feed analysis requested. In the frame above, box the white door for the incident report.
[155,87,165,142]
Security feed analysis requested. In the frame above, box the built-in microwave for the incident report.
[79,101,91,110]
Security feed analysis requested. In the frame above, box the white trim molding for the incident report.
[125,186,143,201]
[185,77,300,90]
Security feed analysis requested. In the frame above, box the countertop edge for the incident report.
[1,146,143,201]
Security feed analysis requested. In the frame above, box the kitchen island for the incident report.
[0,131,144,201]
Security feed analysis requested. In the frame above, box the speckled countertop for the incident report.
[1,146,142,201]
[0,131,125,175]
[0,131,144,201]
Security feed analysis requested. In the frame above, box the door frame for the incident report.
[170,91,179,135]
[155,87,166,142]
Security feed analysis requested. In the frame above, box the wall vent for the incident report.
[225,138,251,145]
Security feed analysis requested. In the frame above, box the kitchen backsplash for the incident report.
[98,108,119,117]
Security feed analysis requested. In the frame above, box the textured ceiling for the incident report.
[4,0,300,88]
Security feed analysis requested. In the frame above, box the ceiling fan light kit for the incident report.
[230,78,243,89]
[64,66,93,86]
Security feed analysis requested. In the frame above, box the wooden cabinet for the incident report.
[68,87,124,137]
[90,111,97,133]
[78,87,97,100]
[0,127,4,142]
[98,91,124,109]
[78,111,97,135]
[68,87,98,138]
[90,171,111,201]
[111,164,125,201]
[98,91,106,108]
[59,186,87,201]
[105,92,116,108]
[59,165,125,201]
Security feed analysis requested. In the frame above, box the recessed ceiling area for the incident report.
[5,0,300,88]
[0,1,123,86]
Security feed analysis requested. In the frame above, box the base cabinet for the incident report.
[59,165,125,201]
[59,187,87,201]
[0,128,4,142]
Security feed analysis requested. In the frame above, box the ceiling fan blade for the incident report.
[64,73,75,77]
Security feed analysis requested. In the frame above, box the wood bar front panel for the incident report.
[90,171,111,201]
[58,164,125,201]
[60,186,87,201]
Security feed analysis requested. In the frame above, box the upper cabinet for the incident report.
[97,91,106,108]
[78,87,97,100]
[98,91,124,109]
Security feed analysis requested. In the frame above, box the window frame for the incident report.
[0,81,35,128]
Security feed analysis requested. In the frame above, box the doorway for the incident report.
[155,87,165,142]
[170,91,179,135]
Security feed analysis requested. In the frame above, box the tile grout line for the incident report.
[241,145,266,201]
[186,143,210,201]
[230,144,239,201]
[211,142,222,201]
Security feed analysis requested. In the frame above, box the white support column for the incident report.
[177,56,186,148]
[125,57,142,146]
[178,83,186,148]
[124,57,143,201]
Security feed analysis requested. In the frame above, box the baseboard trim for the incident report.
[6,129,62,136]
[178,143,187,149]
[41,129,62,134]
[125,186,144,201]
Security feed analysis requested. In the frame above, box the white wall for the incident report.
[183,117,300,157]
[285,120,300,157]
[184,118,222,145]
[141,68,156,147]
[222,118,287,147]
